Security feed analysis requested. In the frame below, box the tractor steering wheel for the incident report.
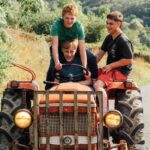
[55,64,89,82]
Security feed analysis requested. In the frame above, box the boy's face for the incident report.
[106,19,122,34]
[63,13,76,28]
[62,47,77,62]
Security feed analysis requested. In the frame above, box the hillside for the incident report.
[0,28,150,94]
[0,28,49,92]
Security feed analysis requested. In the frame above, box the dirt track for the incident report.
[140,84,150,149]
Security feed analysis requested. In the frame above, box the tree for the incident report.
[0,6,11,82]
[0,48,11,82]
[0,7,10,43]
[129,18,144,30]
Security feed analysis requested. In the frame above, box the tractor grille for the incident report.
[39,112,96,136]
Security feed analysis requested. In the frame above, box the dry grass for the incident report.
[0,28,150,95]
[0,28,50,92]
[130,58,150,85]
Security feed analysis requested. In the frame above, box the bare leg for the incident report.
[94,80,108,114]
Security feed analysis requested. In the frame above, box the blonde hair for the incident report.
[107,11,123,22]
[61,39,78,52]
[62,3,78,17]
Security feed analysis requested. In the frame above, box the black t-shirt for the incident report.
[101,33,133,76]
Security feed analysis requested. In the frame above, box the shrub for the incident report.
[139,29,150,48]
[31,9,61,35]
[84,11,106,43]
[0,48,11,82]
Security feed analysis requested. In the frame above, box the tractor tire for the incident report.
[0,89,29,150]
[112,89,145,150]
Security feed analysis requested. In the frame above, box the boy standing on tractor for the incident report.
[45,3,98,90]
[94,11,134,99]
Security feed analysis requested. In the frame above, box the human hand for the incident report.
[84,70,91,79]
[102,65,112,73]
[55,62,62,70]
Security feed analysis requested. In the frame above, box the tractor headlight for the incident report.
[104,110,123,128]
[14,109,32,129]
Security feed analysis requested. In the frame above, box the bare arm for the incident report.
[52,36,62,70]
[79,40,87,68]
[96,49,106,63]
[103,58,133,73]
[52,36,59,65]
[79,78,92,85]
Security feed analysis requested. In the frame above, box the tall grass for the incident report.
[1,28,49,91]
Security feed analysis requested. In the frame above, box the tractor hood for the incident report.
[50,82,92,92]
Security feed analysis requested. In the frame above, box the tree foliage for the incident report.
[0,47,11,82]
[0,0,149,50]
[0,5,11,82]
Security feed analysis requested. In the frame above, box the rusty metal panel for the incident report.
[46,92,50,150]
[59,92,63,150]
[34,91,99,150]
[33,91,39,150]
[97,91,103,150]
[74,91,78,150]
[87,91,92,150]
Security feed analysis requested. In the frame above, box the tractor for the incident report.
[0,63,144,150]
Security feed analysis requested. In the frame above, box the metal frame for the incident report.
[33,90,104,150]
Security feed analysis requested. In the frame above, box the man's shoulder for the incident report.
[74,19,82,25]
[119,33,130,43]
[117,33,134,51]
[73,20,83,29]
[103,34,112,42]
[105,34,112,39]
[53,18,63,26]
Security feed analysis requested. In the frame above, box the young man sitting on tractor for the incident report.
[94,11,146,150]
[52,39,98,86]
[94,11,133,103]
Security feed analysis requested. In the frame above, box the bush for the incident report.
[31,9,60,35]
[139,29,150,48]
[129,18,144,30]
[84,10,106,43]
[0,6,11,43]
[0,7,7,28]
[85,20,102,42]
[0,48,11,82]
[0,6,11,82]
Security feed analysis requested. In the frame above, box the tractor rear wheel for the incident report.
[0,89,29,150]
[112,89,145,150]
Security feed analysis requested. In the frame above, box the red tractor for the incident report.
[0,63,144,150]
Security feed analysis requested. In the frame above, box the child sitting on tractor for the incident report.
[94,11,134,101]
[53,39,98,86]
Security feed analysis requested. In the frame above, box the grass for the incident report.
[0,28,49,93]
[0,28,150,95]
[130,57,150,85]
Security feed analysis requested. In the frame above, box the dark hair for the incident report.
[107,11,123,22]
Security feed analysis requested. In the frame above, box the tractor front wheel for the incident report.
[0,89,29,149]
[112,89,145,150]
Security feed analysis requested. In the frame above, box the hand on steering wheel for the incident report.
[55,64,90,82]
